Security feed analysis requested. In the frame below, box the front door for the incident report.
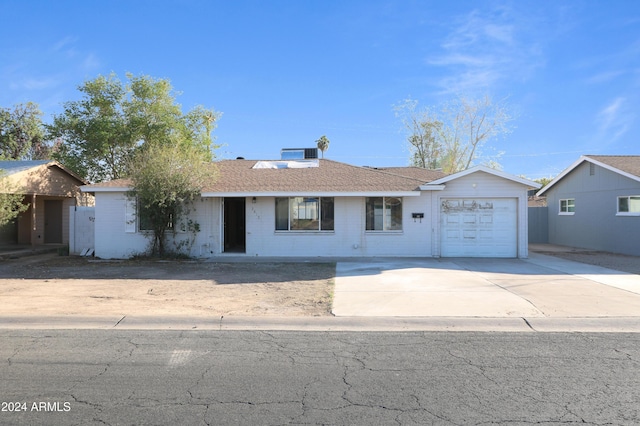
[44,199,63,244]
[223,197,246,253]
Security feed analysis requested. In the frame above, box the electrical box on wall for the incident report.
[412,213,424,219]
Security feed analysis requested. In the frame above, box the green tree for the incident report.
[0,171,28,227]
[127,143,216,257]
[395,95,513,173]
[534,177,553,189]
[316,135,330,158]
[0,102,46,160]
[48,73,220,182]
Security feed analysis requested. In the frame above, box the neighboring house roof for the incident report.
[537,155,640,196]
[528,196,547,207]
[84,159,448,196]
[0,160,87,185]
[0,160,88,198]
[585,155,640,178]
[0,160,51,175]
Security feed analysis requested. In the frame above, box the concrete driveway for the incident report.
[332,253,640,317]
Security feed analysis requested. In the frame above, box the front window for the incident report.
[366,197,402,231]
[275,197,334,231]
[559,198,575,215]
[138,199,174,231]
[618,196,640,215]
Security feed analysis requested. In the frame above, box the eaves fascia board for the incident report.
[419,184,446,191]
[200,191,421,197]
[536,156,586,197]
[81,185,131,193]
[534,155,640,197]
[429,165,541,188]
[46,162,89,185]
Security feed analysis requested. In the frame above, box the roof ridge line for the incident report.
[321,159,442,184]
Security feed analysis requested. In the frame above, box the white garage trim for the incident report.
[439,198,518,258]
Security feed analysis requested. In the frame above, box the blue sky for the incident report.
[1,0,639,179]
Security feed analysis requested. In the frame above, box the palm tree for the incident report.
[316,135,330,158]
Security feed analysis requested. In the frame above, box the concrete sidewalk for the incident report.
[332,254,640,319]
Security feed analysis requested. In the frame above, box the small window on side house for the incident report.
[617,196,640,216]
[559,198,575,215]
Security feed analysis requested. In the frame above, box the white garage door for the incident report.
[440,198,517,257]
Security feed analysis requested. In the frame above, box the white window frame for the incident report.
[617,195,640,216]
[559,198,575,215]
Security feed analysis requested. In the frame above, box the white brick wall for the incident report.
[93,194,221,259]
[245,195,433,257]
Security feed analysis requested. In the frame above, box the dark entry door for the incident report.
[223,197,246,253]
[44,200,63,244]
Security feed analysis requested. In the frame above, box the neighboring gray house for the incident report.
[537,155,640,256]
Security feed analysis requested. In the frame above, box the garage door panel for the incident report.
[441,198,517,258]
[480,214,492,224]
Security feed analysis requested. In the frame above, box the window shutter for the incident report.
[125,198,136,233]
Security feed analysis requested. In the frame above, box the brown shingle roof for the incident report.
[586,155,640,178]
[84,159,447,193]
[372,166,447,182]
[83,178,132,189]
[201,159,444,193]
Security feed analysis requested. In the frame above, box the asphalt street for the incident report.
[1,330,639,425]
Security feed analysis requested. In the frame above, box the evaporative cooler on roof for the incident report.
[281,148,318,160]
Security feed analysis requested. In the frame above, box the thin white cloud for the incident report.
[595,97,634,142]
[484,23,515,45]
[429,53,499,68]
[585,70,626,84]
[10,76,60,91]
[25,77,58,90]
[427,5,548,95]
[83,53,100,70]
[52,36,77,52]
[1,35,101,111]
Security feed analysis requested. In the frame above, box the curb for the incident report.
[1,316,639,333]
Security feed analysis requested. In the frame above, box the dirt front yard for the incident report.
[0,254,335,317]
